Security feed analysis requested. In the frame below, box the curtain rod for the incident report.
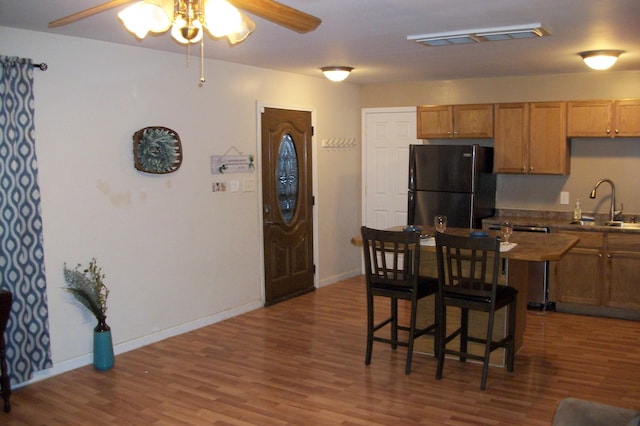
[33,63,48,71]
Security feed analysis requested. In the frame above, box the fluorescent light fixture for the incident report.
[321,66,353,82]
[408,23,550,47]
[579,50,624,70]
[417,35,476,47]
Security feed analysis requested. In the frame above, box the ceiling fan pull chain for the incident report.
[200,37,206,86]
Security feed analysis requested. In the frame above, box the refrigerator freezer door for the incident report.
[408,190,474,229]
[409,145,476,192]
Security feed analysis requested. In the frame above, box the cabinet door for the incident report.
[550,248,602,305]
[567,101,613,137]
[453,104,493,138]
[615,100,640,137]
[606,250,640,309]
[417,106,452,138]
[549,230,604,305]
[529,102,569,175]
[604,232,640,309]
[493,103,528,173]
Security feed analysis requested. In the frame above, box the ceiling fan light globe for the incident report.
[227,13,255,44]
[145,3,172,33]
[204,0,243,37]
[118,2,152,39]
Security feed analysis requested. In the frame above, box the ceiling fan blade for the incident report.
[48,0,136,28]
[229,0,321,33]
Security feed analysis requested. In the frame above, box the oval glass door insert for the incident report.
[276,133,298,224]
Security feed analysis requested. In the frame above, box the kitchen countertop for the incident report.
[352,226,580,262]
[483,210,640,234]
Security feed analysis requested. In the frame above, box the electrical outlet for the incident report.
[560,191,570,205]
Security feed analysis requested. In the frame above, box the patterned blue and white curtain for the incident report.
[0,55,52,383]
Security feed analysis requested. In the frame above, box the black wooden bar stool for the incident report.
[361,226,439,374]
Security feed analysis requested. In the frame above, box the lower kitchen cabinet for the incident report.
[606,233,640,310]
[550,231,603,305]
[550,230,640,316]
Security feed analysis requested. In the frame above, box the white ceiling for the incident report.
[1,0,639,84]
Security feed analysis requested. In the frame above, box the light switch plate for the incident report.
[229,180,240,192]
[560,191,570,205]
[243,179,256,192]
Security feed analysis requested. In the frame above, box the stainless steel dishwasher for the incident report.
[488,223,552,311]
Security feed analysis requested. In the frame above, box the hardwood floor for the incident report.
[5,275,640,425]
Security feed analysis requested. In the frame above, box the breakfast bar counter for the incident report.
[351,226,580,366]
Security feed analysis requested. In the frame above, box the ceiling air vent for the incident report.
[408,23,550,47]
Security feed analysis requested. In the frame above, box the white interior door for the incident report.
[362,107,417,229]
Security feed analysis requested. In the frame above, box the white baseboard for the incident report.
[14,300,264,389]
[317,269,361,288]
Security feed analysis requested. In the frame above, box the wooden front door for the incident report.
[261,107,314,306]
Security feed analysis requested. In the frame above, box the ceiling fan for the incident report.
[48,0,322,34]
[49,0,321,84]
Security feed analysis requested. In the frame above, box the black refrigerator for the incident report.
[408,144,496,229]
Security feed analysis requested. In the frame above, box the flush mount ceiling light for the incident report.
[579,50,624,70]
[321,66,354,82]
[407,23,550,47]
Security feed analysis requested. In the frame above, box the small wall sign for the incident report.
[211,154,255,174]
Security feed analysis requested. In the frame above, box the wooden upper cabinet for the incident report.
[529,102,569,174]
[493,102,569,175]
[493,103,528,173]
[567,100,640,137]
[417,105,452,138]
[616,100,640,137]
[417,104,493,139]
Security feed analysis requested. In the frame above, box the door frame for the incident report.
[256,102,319,303]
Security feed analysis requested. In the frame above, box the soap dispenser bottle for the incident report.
[573,199,582,220]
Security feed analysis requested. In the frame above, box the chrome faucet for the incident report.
[589,179,622,223]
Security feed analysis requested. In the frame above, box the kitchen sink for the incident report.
[568,220,640,229]
[605,221,640,229]
[569,220,596,226]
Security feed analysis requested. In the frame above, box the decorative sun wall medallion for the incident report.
[132,126,183,174]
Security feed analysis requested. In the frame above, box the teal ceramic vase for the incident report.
[93,316,114,371]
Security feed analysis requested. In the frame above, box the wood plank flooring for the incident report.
[5,275,640,425]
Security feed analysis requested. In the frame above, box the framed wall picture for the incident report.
[133,126,183,174]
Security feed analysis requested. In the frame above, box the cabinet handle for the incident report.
[521,166,527,172]
[615,129,619,134]
[447,131,452,136]
[453,131,458,136]
[529,166,534,171]
[606,129,611,134]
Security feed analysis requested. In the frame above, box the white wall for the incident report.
[0,27,363,383]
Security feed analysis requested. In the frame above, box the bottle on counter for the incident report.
[573,199,582,220]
